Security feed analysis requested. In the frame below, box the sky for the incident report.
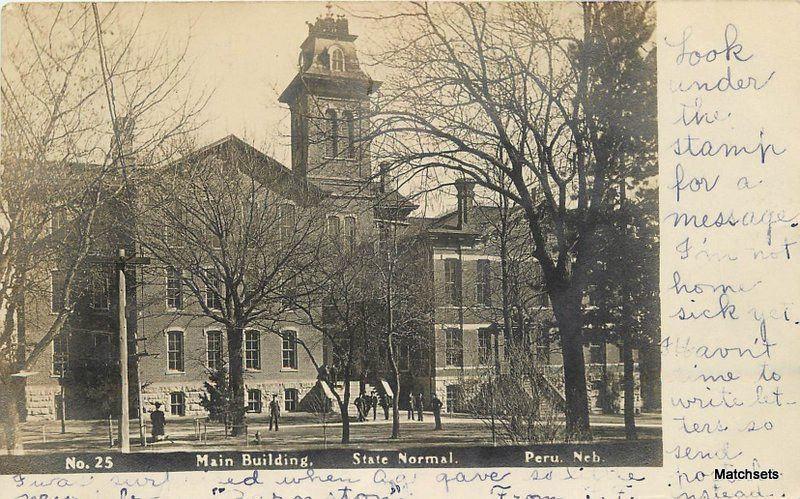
[128,2,385,166]
[1,1,453,216]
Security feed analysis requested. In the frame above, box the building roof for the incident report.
[179,134,326,204]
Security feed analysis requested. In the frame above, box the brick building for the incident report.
[19,11,653,422]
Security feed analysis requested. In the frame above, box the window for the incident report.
[344,216,356,252]
[281,330,298,370]
[443,259,462,306]
[478,328,493,365]
[89,272,110,310]
[52,333,68,376]
[247,389,262,413]
[284,388,298,412]
[476,259,491,307]
[326,215,341,245]
[50,271,65,313]
[280,204,296,245]
[446,385,462,413]
[205,270,222,310]
[326,109,339,157]
[167,330,184,372]
[589,342,605,364]
[244,330,261,370]
[344,111,356,158]
[170,392,186,416]
[206,330,223,370]
[445,328,463,367]
[165,267,183,310]
[330,47,344,71]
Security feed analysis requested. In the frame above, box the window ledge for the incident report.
[280,367,299,373]
[164,370,186,376]
[322,156,359,163]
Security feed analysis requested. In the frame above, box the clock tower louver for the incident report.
[278,10,380,193]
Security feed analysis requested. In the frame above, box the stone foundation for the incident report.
[140,379,318,417]
[25,384,59,421]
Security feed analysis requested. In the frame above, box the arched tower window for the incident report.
[330,47,344,72]
[326,109,339,157]
[344,111,356,159]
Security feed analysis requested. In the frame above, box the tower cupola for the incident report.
[279,8,380,188]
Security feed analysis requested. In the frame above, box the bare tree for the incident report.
[365,2,655,438]
[370,216,433,439]
[137,138,326,435]
[0,4,203,453]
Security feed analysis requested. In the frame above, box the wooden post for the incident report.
[118,249,130,453]
[60,375,66,434]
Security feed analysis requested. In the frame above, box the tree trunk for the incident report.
[392,374,400,438]
[390,369,401,439]
[639,342,661,412]
[550,293,591,441]
[340,379,351,444]
[622,335,637,440]
[0,379,25,454]
[227,326,245,436]
[339,401,350,444]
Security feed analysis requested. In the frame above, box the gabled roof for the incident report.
[180,134,325,204]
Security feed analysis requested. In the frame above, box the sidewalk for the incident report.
[18,411,662,454]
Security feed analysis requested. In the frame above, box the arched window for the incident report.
[344,111,356,159]
[330,47,344,72]
[326,109,339,157]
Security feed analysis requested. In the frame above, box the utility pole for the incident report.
[117,248,130,453]
[88,249,150,453]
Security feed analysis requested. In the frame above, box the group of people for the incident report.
[406,392,444,429]
[147,388,445,444]
[354,390,444,430]
[353,391,391,422]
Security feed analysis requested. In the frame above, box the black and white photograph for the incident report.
[0,1,661,473]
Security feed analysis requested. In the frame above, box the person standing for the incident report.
[370,391,378,421]
[354,395,365,422]
[380,394,390,420]
[269,394,281,431]
[150,402,166,442]
[406,393,414,420]
[415,392,424,422]
[431,393,443,430]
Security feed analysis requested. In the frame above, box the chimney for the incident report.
[454,179,475,229]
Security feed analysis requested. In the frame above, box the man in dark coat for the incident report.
[431,393,444,430]
[354,395,365,422]
[269,394,281,431]
[150,402,166,442]
[415,392,424,422]
[406,393,414,420]
[380,394,390,420]
[370,391,378,421]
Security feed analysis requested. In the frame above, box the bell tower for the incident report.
[279,9,380,191]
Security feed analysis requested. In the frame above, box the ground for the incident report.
[17,412,661,454]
